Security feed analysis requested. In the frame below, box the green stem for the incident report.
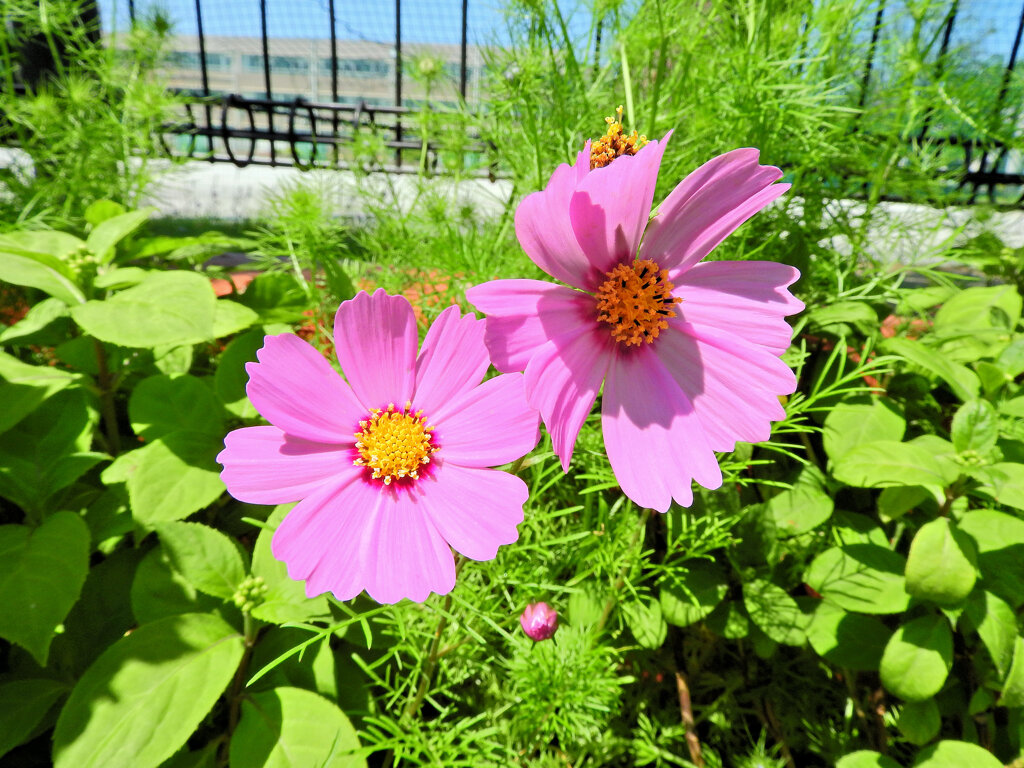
[93,339,122,455]
[596,507,653,632]
[218,611,258,768]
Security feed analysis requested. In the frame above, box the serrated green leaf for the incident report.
[129,374,224,440]
[878,485,939,522]
[0,512,90,665]
[879,614,953,701]
[970,463,1024,511]
[124,432,226,527]
[229,686,365,768]
[659,560,728,627]
[0,297,70,346]
[52,613,244,768]
[911,740,1003,768]
[804,544,910,615]
[214,327,264,417]
[823,398,905,463]
[1000,636,1024,707]
[905,518,977,606]
[743,580,806,646]
[0,243,85,305]
[130,548,221,625]
[767,464,834,537]
[156,522,246,600]
[934,285,1022,335]
[213,299,260,338]
[71,271,217,348]
[882,337,980,401]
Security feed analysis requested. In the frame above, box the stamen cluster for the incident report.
[590,106,648,170]
[354,402,438,484]
[595,259,682,346]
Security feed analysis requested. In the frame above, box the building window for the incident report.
[244,54,310,73]
[167,51,232,71]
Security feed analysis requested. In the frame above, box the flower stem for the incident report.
[596,507,653,632]
[675,669,704,767]
[218,611,258,767]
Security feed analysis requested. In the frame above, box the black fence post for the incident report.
[194,0,212,160]
[856,0,887,117]
[918,0,959,143]
[260,0,275,164]
[395,0,402,167]
[460,0,469,101]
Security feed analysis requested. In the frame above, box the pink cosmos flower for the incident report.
[520,601,559,641]
[466,136,803,513]
[217,289,540,604]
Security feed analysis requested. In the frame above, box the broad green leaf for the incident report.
[214,327,264,417]
[84,199,126,225]
[248,627,338,698]
[958,509,1024,607]
[964,590,1017,678]
[766,465,834,537]
[0,230,87,259]
[1001,396,1024,419]
[156,522,247,600]
[659,560,728,627]
[250,506,330,624]
[832,440,959,489]
[833,510,892,547]
[952,400,999,454]
[997,338,1024,377]
[124,431,226,527]
[806,300,878,335]
[93,266,151,290]
[806,601,891,670]
[969,463,1024,511]
[934,285,1022,335]
[1000,636,1024,707]
[229,686,366,768]
[622,598,667,649]
[804,545,910,615]
[0,679,70,759]
[905,518,977,606]
[129,374,224,440]
[704,600,750,639]
[153,344,195,376]
[878,485,939,522]
[0,297,70,346]
[0,389,102,517]
[86,208,153,264]
[130,547,221,625]
[213,299,260,338]
[898,699,941,746]
[0,512,90,665]
[836,751,902,768]
[0,244,85,305]
[71,271,217,348]
[52,613,244,768]
[882,337,980,401]
[823,398,905,462]
[567,588,603,628]
[743,580,806,646]
[237,272,309,323]
[879,614,953,701]
[911,740,1003,768]
[0,350,78,435]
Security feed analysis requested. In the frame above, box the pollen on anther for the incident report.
[590,106,648,170]
[594,259,682,347]
[352,403,439,484]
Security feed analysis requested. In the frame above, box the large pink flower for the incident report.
[217,289,540,604]
[466,138,803,513]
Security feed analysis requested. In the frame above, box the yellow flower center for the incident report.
[353,402,438,485]
[595,259,682,347]
[590,106,648,170]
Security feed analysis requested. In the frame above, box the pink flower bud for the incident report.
[520,601,558,641]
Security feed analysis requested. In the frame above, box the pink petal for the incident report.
[524,326,614,471]
[675,260,803,355]
[569,136,668,286]
[217,426,353,504]
[333,289,417,409]
[431,373,540,468]
[466,279,595,373]
[654,322,794,452]
[602,346,722,512]
[246,333,365,443]
[413,305,490,416]
[420,461,526,560]
[640,148,788,277]
[514,142,594,287]
[366,488,456,604]
[271,469,379,601]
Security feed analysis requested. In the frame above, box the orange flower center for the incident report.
[590,106,648,170]
[353,402,437,484]
[595,259,681,347]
